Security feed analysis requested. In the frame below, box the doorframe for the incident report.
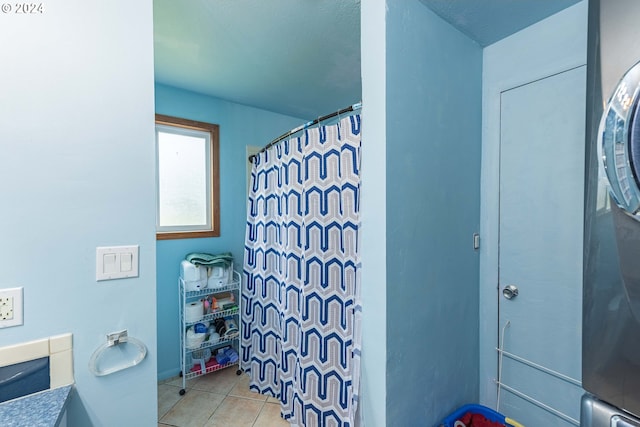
[478,2,588,409]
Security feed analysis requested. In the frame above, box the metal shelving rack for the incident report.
[178,269,242,395]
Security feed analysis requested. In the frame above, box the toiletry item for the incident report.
[207,265,229,288]
[215,347,230,364]
[214,347,239,365]
[194,322,208,334]
[180,260,207,291]
[213,318,227,336]
[224,318,238,338]
[184,301,204,323]
[185,327,206,349]
[208,332,220,344]
[180,260,199,281]
[214,293,235,310]
[224,347,239,363]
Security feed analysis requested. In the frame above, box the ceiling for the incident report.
[153,0,581,120]
[153,0,361,120]
[419,0,582,47]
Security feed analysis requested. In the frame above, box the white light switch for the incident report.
[103,253,117,274]
[96,245,139,281]
[121,253,132,272]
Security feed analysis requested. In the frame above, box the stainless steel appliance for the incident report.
[583,0,640,425]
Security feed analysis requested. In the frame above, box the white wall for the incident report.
[359,0,387,425]
[0,1,157,425]
[479,0,588,408]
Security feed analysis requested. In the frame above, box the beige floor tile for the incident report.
[253,403,290,427]
[158,384,184,420]
[165,375,198,390]
[228,373,267,401]
[266,396,279,404]
[159,375,180,385]
[191,367,242,395]
[203,396,264,427]
[160,389,225,427]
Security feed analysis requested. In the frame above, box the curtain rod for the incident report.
[248,101,362,163]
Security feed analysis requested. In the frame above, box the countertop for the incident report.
[0,385,72,427]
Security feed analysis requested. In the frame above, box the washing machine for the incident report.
[583,0,640,425]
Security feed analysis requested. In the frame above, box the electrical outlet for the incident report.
[0,296,13,320]
[0,287,23,328]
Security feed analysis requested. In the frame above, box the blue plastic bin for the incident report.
[440,404,523,427]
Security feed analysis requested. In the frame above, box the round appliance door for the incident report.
[600,60,640,219]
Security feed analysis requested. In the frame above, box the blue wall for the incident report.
[479,1,588,408]
[154,84,304,379]
[385,2,483,425]
[359,0,388,425]
[0,1,157,425]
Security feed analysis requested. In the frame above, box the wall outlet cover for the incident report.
[0,287,23,328]
[96,245,139,281]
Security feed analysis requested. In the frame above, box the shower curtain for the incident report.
[242,114,361,427]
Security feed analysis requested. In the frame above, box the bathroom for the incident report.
[0,0,611,426]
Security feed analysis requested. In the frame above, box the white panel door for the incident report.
[498,66,586,426]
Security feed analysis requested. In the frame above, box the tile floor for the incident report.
[158,367,289,427]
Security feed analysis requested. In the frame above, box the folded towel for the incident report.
[185,252,233,268]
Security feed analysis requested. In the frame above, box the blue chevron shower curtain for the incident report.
[242,114,362,427]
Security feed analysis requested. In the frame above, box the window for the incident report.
[155,114,219,239]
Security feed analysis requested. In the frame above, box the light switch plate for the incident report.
[96,245,139,281]
[0,287,23,328]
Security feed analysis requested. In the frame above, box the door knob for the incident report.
[503,285,519,300]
